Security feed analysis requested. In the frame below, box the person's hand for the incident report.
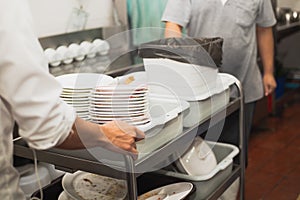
[99,120,145,159]
[263,73,277,96]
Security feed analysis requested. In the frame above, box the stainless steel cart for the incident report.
[13,76,245,200]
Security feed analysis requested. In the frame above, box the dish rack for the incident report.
[13,73,246,200]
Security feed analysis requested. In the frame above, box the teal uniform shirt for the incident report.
[127,0,168,45]
[162,0,276,103]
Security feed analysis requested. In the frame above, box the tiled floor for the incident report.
[245,91,300,200]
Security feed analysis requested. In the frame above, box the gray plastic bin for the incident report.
[156,141,239,199]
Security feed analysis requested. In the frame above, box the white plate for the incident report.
[91,93,147,99]
[95,84,147,90]
[138,182,193,200]
[74,107,89,112]
[62,90,92,94]
[62,171,127,200]
[61,96,90,101]
[90,99,147,105]
[62,88,92,92]
[89,111,148,117]
[78,114,89,118]
[90,121,151,127]
[67,104,90,108]
[62,100,90,104]
[90,114,150,121]
[56,73,115,89]
[89,106,148,112]
[92,91,148,96]
[90,118,151,126]
[61,93,90,98]
[90,115,150,122]
[93,86,148,93]
[89,109,147,116]
[90,96,147,102]
[90,102,148,107]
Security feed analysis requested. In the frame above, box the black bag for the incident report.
[138,37,223,68]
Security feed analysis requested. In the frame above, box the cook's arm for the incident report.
[164,21,183,38]
[57,118,145,156]
[256,26,277,96]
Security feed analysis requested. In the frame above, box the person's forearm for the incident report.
[56,117,103,149]
[165,21,183,38]
[256,26,274,75]
[257,26,277,96]
[56,117,145,156]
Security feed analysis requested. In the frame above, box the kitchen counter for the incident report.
[276,22,300,42]
[49,50,143,78]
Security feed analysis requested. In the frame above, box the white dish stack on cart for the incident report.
[89,73,151,127]
[55,73,115,121]
[55,72,189,158]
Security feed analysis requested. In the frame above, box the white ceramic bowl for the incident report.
[175,137,217,176]
[44,48,62,67]
[92,39,110,55]
[68,43,86,61]
[56,45,75,64]
[80,41,97,58]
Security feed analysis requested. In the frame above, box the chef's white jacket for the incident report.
[0,0,76,199]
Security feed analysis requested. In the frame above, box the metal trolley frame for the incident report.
[13,79,245,200]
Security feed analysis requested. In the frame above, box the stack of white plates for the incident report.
[89,85,151,126]
[60,88,91,120]
[56,73,115,120]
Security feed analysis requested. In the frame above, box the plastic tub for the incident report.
[137,113,183,158]
[155,141,239,200]
[144,58,219,100]
[136,96,189,158]
[183,88,230,128]
[19,164,51,199]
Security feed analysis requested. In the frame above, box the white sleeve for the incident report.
[0,0,76,150]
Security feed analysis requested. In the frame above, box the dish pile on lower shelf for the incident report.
[57,170,195,200]
[59,171,127,200]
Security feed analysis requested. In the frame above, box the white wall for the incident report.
[278,0,300,10]
[28,0,126,38]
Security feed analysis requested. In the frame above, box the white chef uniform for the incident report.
[0,0,76,199]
